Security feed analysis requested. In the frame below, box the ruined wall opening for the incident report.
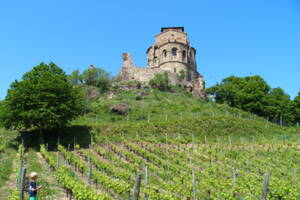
[163,49,167,57]
[182,50,186,61]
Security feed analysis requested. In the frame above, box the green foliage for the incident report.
[202,79,206,89]
[81,67,110,92]
[149,72,170,91]
[207,75,270,112]
[179,70,185,81]
[26,149,61,199]
[0,129,18,152]
[90,116,292,144]
[207,75,296,124]
[68,69,81,85]
[0,148,15,187]
[40,145,110,200]
[73,88,270,126]
[0,62,84,131]
[264,87,295,124]
[294,91,300,123]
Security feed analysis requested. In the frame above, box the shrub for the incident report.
[149,72,170,91]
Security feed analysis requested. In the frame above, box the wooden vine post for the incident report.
[19,168,27,200]
[293,168,298,185]
[261,171,270,200]
[18,157,23,188]
[192,168,196,200]
[144,166,149,199]
[232,168,236,188]
[88,154,92,185]
[133,174,142,200]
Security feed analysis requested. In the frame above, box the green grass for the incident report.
[25,149,61,200]
[1,87,299,150]
[0,148,15,188]
[69,88,298,144]
[0,129,18,153]
[74,88,263,124]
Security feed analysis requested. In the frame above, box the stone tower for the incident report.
[146,27,197,81]
[116,27,205,98]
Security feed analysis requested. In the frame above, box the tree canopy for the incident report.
[207,75,298,124]
[207,76,270,115]
[0,62,84,131]
[294,91,300,123]
[264,87,295,123]
[68,66,110,93]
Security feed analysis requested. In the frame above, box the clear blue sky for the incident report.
[1,0,300,100]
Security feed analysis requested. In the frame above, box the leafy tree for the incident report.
[0,62,84,134]
[207,76,270,115]
[81,67,109,84]
[149,72,170,91]
[264,87,294,124]
[207,75,297,124]
[78,66,111,93]
[0,101,4,127]
[68,69,81,85]
[294,91,300,123]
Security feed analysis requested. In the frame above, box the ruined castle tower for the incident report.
[146,27,197,81]
[116,27,205,98]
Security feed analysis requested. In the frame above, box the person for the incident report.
[28,172,42,200]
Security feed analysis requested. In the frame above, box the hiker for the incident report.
[28,172,42,200]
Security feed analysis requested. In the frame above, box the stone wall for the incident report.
[118,65,161,82]
[114,27,205,98]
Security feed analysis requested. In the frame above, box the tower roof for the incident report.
[161,27,184,33]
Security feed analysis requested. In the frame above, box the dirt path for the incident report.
[36,152,69,200]
[59,151,122,199]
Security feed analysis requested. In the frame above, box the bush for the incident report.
[149,72,170,91]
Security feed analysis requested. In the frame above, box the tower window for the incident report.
[163,50,167,57]
[182,50,186,60]
[153,56,158,64]
[172,48,177,56]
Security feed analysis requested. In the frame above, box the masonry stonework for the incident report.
[116,27,205,98]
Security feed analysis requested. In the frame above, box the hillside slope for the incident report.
[71,87,298,144]
[1,87,300,200]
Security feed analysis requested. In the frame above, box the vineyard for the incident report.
[1,91,300,199]
[2,136,300,200]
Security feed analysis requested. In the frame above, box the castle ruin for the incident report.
[116,27,205,98]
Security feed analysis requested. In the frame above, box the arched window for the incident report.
[163,50,167,57]
[182,50,186,60]
[153,56,158,64]
[172,48,177,56]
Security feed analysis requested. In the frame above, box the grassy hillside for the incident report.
[70,87,298,144]
[1,87,298,148]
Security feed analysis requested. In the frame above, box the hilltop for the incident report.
[69,85,298,144]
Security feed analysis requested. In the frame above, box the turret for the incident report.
[146,27,197,81]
